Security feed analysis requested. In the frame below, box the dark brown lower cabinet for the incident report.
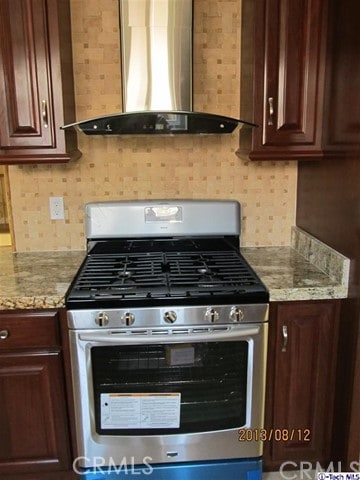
[0,310,75,479]
[264,300,340,470]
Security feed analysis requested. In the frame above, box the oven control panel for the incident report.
[68,304,269,329]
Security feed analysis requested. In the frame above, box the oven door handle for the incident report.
[78,326,262,344]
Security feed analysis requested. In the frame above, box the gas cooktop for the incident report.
[66,237,268,309]
[65,201,269,309]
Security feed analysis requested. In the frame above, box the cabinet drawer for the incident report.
[0,311,60,350]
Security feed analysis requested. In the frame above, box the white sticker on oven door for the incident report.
[100,393,181,429]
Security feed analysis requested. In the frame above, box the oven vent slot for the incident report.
[109,326,231,336]
[150,329,172,335]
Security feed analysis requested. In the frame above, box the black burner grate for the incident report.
[69,249,264,302]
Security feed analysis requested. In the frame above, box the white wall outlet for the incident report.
[49,196,65,220]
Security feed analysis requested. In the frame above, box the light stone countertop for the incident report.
[0,228,350,310]
[0,250,85,310]
[242,246,348,302]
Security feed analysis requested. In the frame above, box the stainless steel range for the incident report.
[66,200,269,480]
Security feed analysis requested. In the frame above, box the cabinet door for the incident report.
[0,0,80,164]
[0,0,53,149]
[0,351,71,474]
[264,301,339,468]
[240,0,328,160]
[0,311,72,476]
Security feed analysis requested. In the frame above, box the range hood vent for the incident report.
[62,0,256,135]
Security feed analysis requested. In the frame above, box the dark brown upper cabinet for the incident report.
[0,0,80,164]
[238,0,330,161]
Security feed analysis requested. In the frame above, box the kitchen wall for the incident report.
[297,158,360,467]
[7,0,297,252]
[296,0,360,464]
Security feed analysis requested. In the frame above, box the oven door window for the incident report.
[91,341,249,435]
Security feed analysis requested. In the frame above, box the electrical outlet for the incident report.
[49,196,65,220]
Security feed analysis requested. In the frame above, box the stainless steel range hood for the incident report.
[62,0,256,135]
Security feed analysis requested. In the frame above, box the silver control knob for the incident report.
[0,329,9,340]
[121,312,135,326]
[230,306,245,322]
[205,307,220,323]
[95,312,109,327]
[164,311,177,324]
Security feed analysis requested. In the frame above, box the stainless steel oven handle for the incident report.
[78,326,261,344]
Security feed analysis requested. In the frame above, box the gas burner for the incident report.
[197,267,213,276]
[109,286,135,291]
[116,271,133,279]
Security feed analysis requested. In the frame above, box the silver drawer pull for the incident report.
[0,329,9,340]
[281,325,288,352]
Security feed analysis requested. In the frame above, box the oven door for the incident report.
[69,323,268,468]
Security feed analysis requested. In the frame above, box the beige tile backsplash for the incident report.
[7,0,297,252]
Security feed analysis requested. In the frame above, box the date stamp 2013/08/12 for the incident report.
[238,428,311,442]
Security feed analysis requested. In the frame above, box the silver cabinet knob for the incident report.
[121,312,135,326]
[95,312,109,327]
[0,329,9,340]
[164,311,177,324]
[205,308,220,323]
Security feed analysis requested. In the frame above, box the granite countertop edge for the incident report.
[267,286,348,302]
[0,228,351,311]
[0,296,65,311]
